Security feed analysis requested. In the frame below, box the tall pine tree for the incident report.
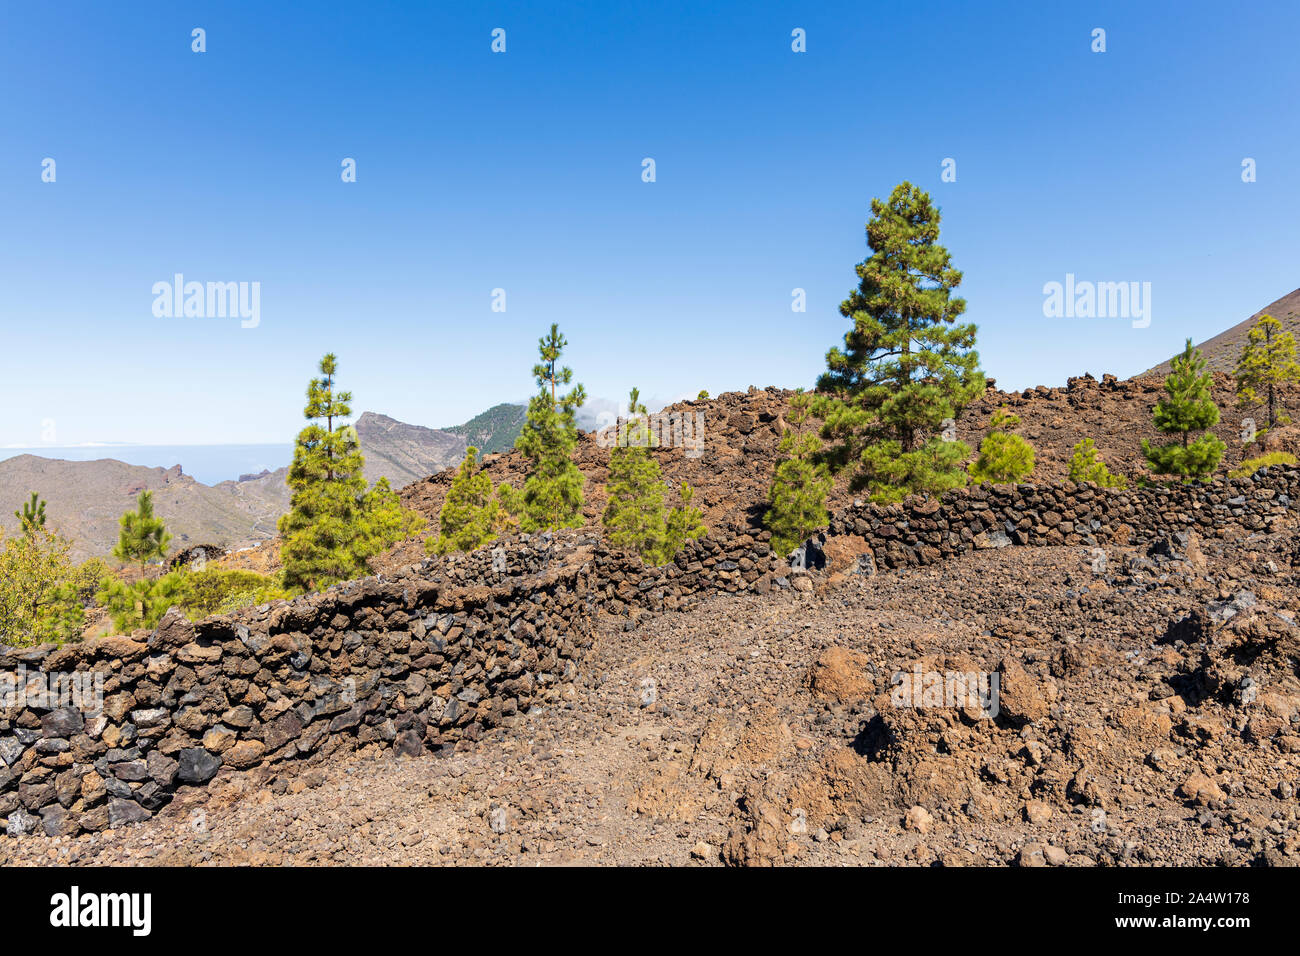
[1235,313,1300,438]
[507,325,587,532]
[816,182,985,502]
[1142,339,1225,479]
[279,354,423,591]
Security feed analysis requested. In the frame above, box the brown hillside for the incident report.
[0,457,289,563]
[356,411,467,489]
[1140,287,1300,377]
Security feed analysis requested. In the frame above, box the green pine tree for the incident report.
[767,390,834,555]
[15,492,47,538]
[358,476,425,557]
[603,388,666,557]
[1067,438,1126,488]
[601,388,708,564]
[1142,339,1226,479]
[427,447,501,555]
[97,571,191,633]
[1235,313,1300,440]
[816,181,985,503]
[661,482,707,563]
[113,490,172,569]
[278,354,424,591]
[968,408,1035,483]
[508,324,587,532]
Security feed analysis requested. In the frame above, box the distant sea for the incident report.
[0,444,295,487]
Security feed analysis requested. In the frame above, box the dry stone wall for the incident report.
[828,468,1299,571]
[4,468,1299,837]
[1,533,593,837]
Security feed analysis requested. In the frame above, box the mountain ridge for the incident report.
[1139,286,1300,377]
[0,402,528,561]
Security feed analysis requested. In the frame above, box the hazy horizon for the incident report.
[0,443,296,486]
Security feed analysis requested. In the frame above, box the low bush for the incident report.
[1228,451,1297,479]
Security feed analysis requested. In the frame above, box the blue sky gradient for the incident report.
[2,0,1297,445]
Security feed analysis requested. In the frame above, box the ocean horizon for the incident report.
[0,444,295,487]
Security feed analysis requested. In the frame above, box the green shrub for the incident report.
[98,567,290,633]
[97,572,191,633]
[968,409,1035,484]
[0,529,100,646]
[1228,451,1297,479]
[1068,438,1127,488]
[661,482,708,562]
[180,569,291,617]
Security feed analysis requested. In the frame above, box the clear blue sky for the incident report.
[2,0,1297,446]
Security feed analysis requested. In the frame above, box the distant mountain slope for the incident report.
[355,412,468,489]
[445,402,526,454]
[0,456,289,562]
[356,405,526,488]
[0,404,523,561]
[1140,287,1300,377]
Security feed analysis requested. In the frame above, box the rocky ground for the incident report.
[7,521,1299,867]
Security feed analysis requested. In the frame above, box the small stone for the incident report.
[41,707,83,738]
[107,798,151,828]
[1023,800,1052,826]
[111,760,150,782]
[202,726,237,753]
[40,804,76,837]
[177,748,222,785]
[224,740,266,769]
[690,841,715,860]
[1178,772,1225,807]
[0,738,25,766]
[130,708,169,729]
[146,751,179,787]
[220,705,256,729]
[1017,842,1048,867]
[393,730,423,757]
[903,805,933,834]
[5,809,38,836]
